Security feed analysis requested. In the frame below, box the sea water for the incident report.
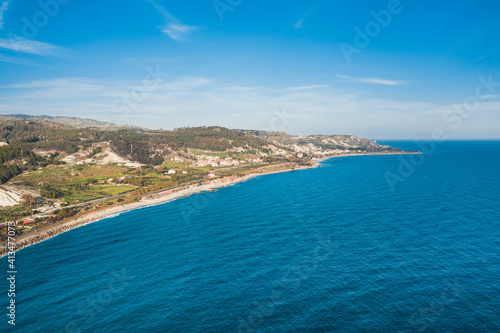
[2,141,499,332]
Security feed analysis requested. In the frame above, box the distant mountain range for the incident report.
[0,114,412,169]
[0,114,139,130]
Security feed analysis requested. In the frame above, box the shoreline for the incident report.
[0,151,417,258]
[0,173,260,257]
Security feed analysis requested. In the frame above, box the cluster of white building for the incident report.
[192,156,241,168]
[312,149,364,157]
[166,169,188,175]
[107,176,128,184]
[192,156,265,168]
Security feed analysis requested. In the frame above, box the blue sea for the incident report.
[2,141,499,332]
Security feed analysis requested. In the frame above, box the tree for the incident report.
[41,185,62,198]
[20,194,35,207]
[20,194,36,216]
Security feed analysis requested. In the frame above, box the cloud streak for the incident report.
[479,94,500,100]
[0,53,27,65]
[148,0,198,41]
[0,1,8,29]
[293,5,321,30]
[337,74,406,86]
[293,19,303,30]
[0,36,60,55]
[286,85,330,91]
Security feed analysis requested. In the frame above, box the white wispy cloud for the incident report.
[0,1,8,29]
[479,94,500,100]
[0,53,27,65]
[8,77,106,91]
[163,23,197,41]
[337,74,406,86]
[356,78,405,86]
[160,76,210,90]
[149,0,198,41]
[293,19,303,30]
[286,85,330,91]
[293,5,319,30]
[474,47,499,62]
[0,36,59,55]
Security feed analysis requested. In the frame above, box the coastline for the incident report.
[0,151,417,257]
[0,173,258,257]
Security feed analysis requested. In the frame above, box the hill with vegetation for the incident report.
[238,130,405,154]
[0,114,413,184]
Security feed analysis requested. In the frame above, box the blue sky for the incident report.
[0,0,499,139]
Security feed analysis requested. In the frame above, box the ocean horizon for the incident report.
[3,141,499,332]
